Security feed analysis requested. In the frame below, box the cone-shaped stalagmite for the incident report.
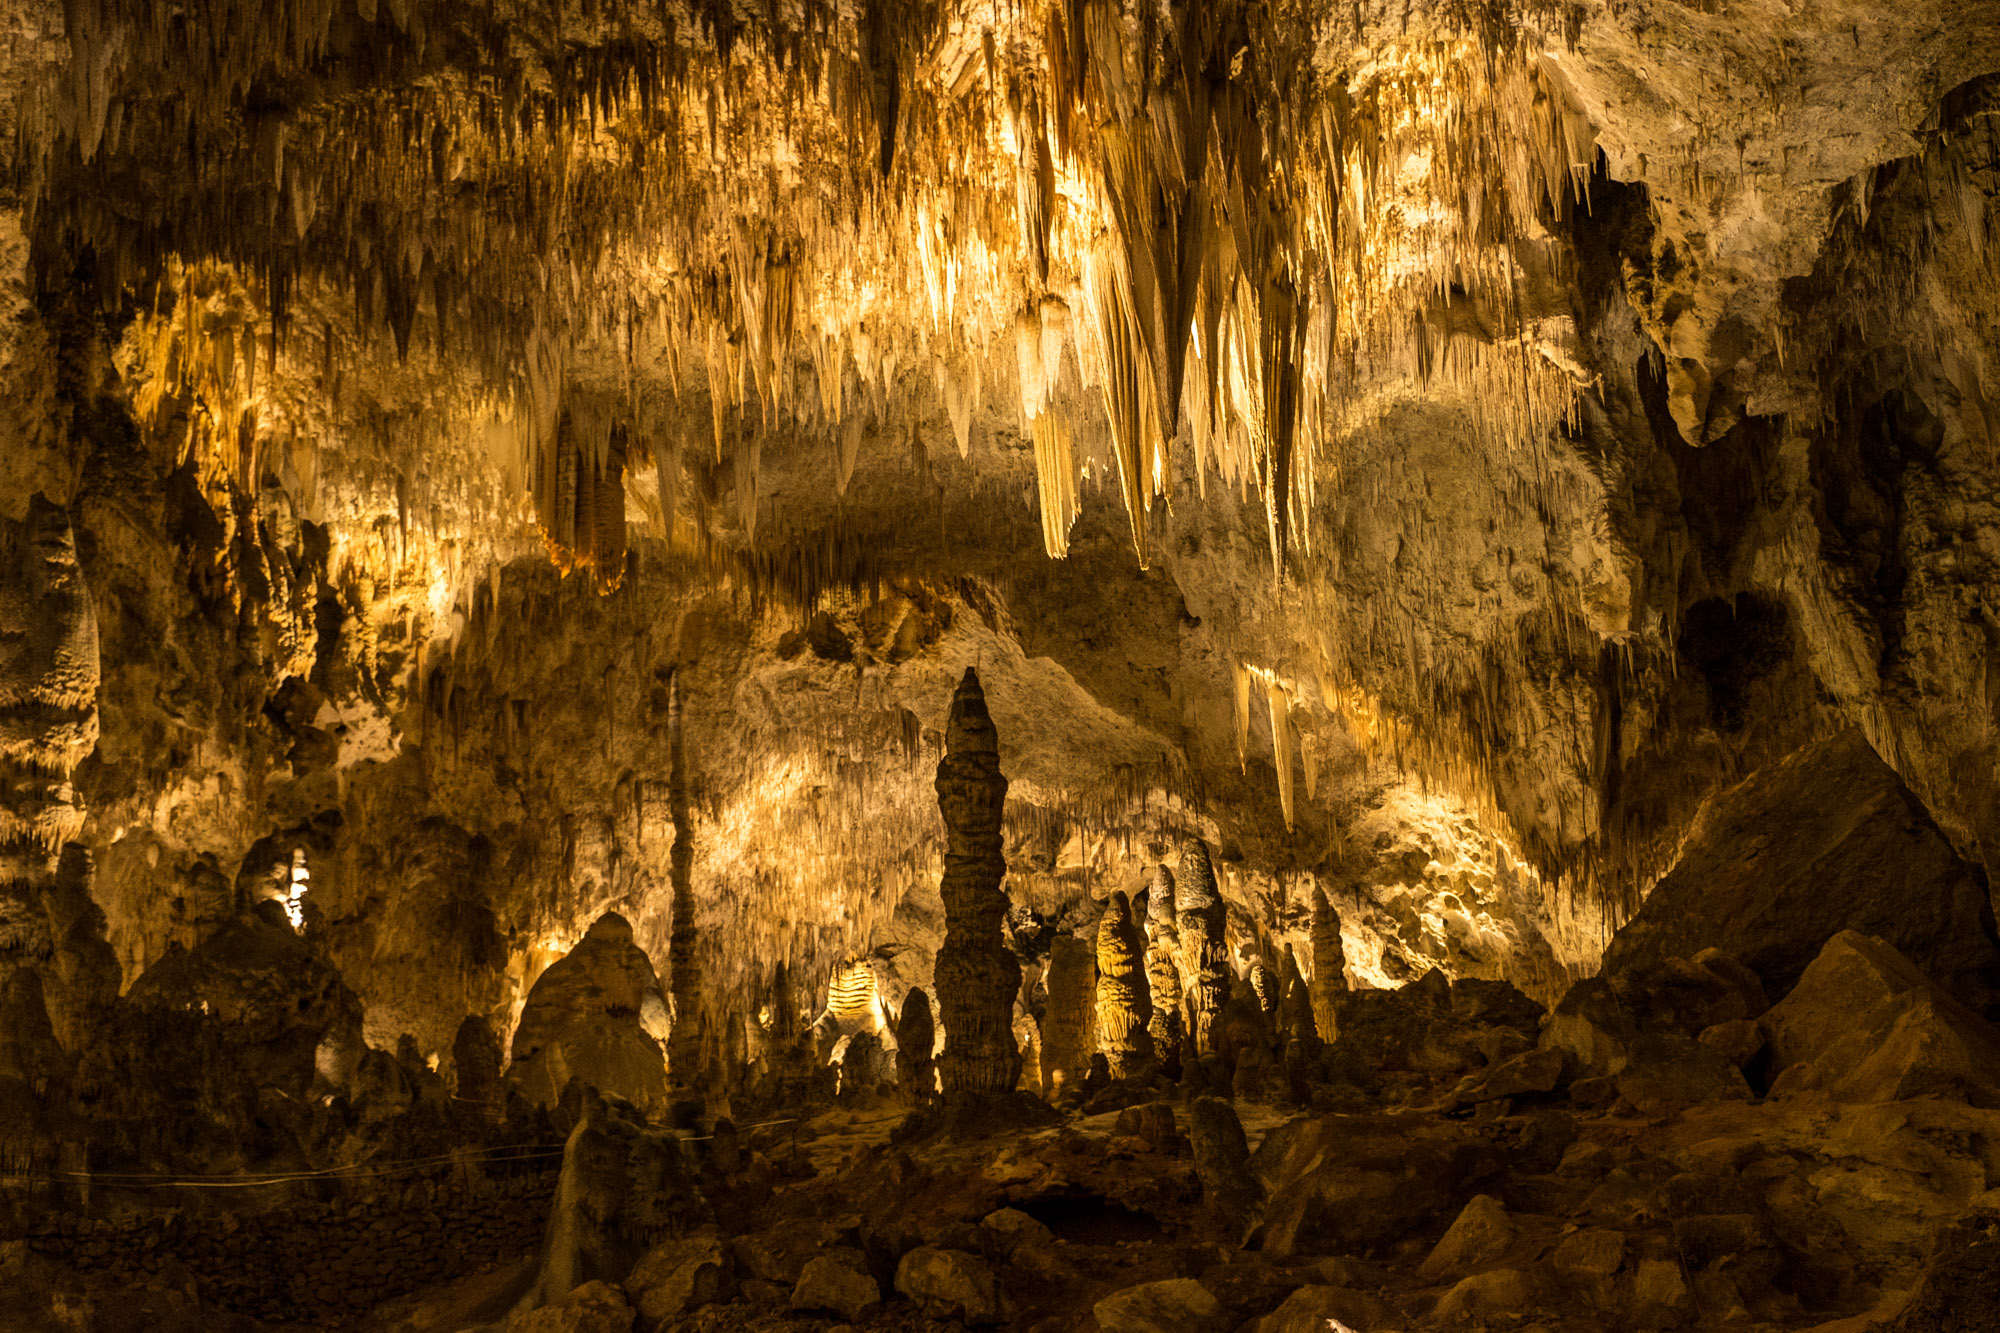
[1309,889,1348,1042]
[450,1014,504,1114]
[1176,838,1229,1056]
[1143,865,1185,1070]
[1094,890,1156,1081]
[896,988,936,1104]
[666,673,701,1087]
[933,669,1022,1099]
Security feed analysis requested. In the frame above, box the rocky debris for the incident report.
[1544,947,1773,1080]
[788,1250,880,1321]
[1416,1193,1516,1280]
[1761,931,2000,1107]
[626,1229,733,1326]
[893,1245,1004,1324]
[894,988,935,1104]
[1327,968,1543,1100]
[506,914,672,1114]
[1886,1214,2000,1331]
[1095,890,1157,1081]
[1093,1276,1223,1332]
[1614,1032,1755,1116]
[932,670,1023,1100]
[1112,1100,1184,1154]
[1175,839,1229,1056]
[506,1279,634,1333]
[1600,730,2000,1013]
[1433,1267,1540,1321]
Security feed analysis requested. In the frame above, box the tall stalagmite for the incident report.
[1143,865,1185,1070]
[666,673,701,1087]
[932,669,1022,1099]
[1176,838,1229,1055]
[1309,889,1348,1042]
[896,988,937,1104]
[1094,890,1156,1081]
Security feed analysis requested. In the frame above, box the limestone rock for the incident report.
[893,1246,1004,1324]
[978,1207,1054,1258]
[895,987,936,1103]
[1250,1285,1397,1333]
[1614,1033,1753,1116]
[506,913,671,1114]
[1039,932,1097,1099]
[627,1230,733,1325]
[1600,730,2000,1012]
[1092,1278,1222,1333]
[1416,1194,1515,1280]
[1255,1113,1501,1256]
[733,1218,847,1284]
[1188,1096,1263,1230]
[506,1280,635,1333]
[1761,930,2000,1107]
[1433,1268,1536,1321]
[789,1251,879,1321]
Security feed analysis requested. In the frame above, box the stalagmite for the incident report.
[896,988,936,1104]
[1094,891,1156,1082]
[1143,865,1185,1072]
[1310,889,1349,1043]
[449,1014,503,1115]
[1176,838,1229,1057]
[931,669,1022,1100]
[1039,933,1097,1101]
[666,673,701,1090]
[1278,947,1317,1047]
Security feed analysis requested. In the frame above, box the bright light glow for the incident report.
[283,848,310,929]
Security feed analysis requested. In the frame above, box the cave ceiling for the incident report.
[2,0,2000,1044]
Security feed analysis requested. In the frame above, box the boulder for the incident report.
[1092,1278,1223,1333]
[977,1207,1054,1258]
[506,914,673,1113]
[1549,1227,1625,1286]
[1432,1268,1536,1320]
[732,1218,847,1284]
[1249,1285,1398,1333]
[1599,730,2000,1013]
[1614,1033,1753,1116]
[1189,1097,1264,1229]
[1330,970,1542,1084]
[626,1230,733,1325]
[505,1280,635,1333]
[1761,931,2000,1107]
[1416,1194,1515,1280]
[1254,1113,1502,1256]
[893,1246,1004,1324]
[789,1251,880,1321]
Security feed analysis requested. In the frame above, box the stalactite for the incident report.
[932,668,1022,1100]
[666,673,701,1089]
[1030,412,1079,559]
[895,987,936,1104]
[1039,933,1097,1100]
[1175,838,1228,1056]
[1094,891,1155,1082]
[1309,888,1348,1043]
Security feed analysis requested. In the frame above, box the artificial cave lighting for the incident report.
[4,1,2000,1330]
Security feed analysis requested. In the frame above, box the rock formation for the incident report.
[895,988,936,1104]
[506,913,673,1114]
[665,673,703,1087]
[1602,730,2000,1012]
[1038,933,1097,1100]
[1140,865,1184,1072]
[1308,890,1347,1042]
[1175,839,1229,1056]
[1093,890,1155,1081]
[931,669,1021,1100]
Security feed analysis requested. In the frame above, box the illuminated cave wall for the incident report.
[1,0,1998,1066]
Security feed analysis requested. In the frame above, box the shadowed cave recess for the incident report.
[5,0,2000,1329]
